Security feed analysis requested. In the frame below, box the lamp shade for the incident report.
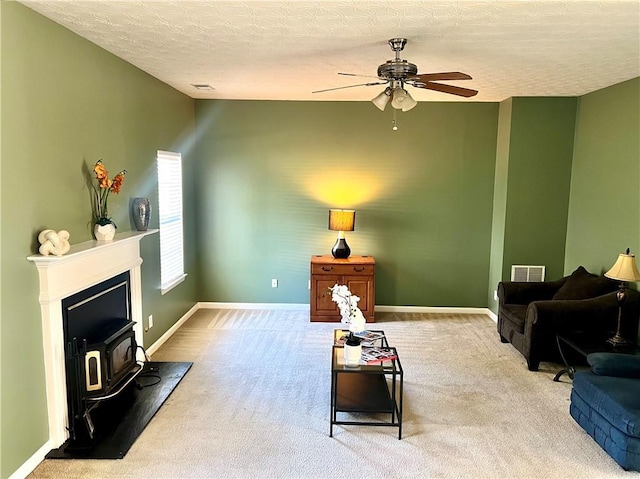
[328,209,355,232]
[605,249,640,282]
[391,88,417,111]
[372,89,391,111]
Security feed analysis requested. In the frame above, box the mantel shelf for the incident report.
[27,229,158,266]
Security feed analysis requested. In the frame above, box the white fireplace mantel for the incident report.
[28,230,157,447]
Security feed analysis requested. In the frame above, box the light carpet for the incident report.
[29,310,635,479]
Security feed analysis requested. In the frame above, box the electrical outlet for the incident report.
[272,279,278,288]
[308,280,311,290]
[493,290,498,301]
[148,314,154,328]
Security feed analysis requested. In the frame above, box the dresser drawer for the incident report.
[311,263,374,276]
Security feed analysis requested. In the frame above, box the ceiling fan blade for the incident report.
[413,81,478,98]
[338,72,381,80]
[312,81,388,94]
[408,72,472,82]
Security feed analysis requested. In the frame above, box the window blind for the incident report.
[157,150,185,293]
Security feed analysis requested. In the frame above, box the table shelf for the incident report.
[330,338,403,439]
[335,373,394,413]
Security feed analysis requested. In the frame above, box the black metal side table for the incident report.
[330,331,403,439]
[553,332,638,382]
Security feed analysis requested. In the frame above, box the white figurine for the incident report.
[38,229,71,256]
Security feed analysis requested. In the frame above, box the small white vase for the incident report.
[344,343,362,367]
[94,223,116,241]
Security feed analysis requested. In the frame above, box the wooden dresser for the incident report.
[309,255,375,322]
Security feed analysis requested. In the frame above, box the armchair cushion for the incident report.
[553,266,617,300]
[498,278,566,305]
[588,353,640,379]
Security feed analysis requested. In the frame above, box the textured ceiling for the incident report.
[20,0,640,102]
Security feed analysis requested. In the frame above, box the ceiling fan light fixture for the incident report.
[401,90,417,111]
[371,88,392,111]
[391,88,417,111]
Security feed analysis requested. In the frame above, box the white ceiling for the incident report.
[20,0,640,103]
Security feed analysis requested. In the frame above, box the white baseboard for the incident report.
[198,302,310,311]
[375,305,491,315]
[8,440,52,479]
[145,303,200,357]
[198,301,493,317]
[486,309,498,322]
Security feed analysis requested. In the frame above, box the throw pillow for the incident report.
[588,352,640,378]
[552,266,616,300]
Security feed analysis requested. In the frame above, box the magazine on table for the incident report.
[353,330,386,342]
[361,347,397,364]
[335,330,385,347]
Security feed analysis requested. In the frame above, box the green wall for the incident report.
[487,99,513,311]
[195,100,499,307]
[502,97,577,282]
[565,78,640,275]
[0,4,198,477]
[487,97,577,314]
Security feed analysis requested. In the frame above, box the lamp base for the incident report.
[606,333,631,349]
[331,238,351,259]
[607,289,631,350]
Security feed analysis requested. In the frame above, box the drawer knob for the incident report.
[321,266,333,272]
[353,266,365,272]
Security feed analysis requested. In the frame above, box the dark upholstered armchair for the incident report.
[497,266,640,371]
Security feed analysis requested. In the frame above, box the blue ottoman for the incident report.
[570,353,640,471]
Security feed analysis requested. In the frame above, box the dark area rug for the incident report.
[46,361,192,460]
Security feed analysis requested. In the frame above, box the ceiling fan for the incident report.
[313,38,478,112]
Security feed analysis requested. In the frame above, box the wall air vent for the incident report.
[511,265,546,282]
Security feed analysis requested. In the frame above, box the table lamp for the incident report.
[328,209,355,259]
[604,248,640,347]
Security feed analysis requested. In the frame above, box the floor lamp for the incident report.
[604,248,640,347]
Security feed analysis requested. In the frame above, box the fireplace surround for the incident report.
[28,230,157,448]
